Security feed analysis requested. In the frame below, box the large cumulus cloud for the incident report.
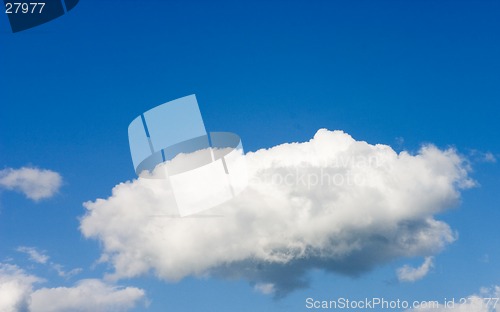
[81,129,474,296]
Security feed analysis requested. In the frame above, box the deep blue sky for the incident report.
[0,1,499,311]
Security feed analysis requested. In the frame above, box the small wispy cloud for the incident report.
[469,150,497,164]
[397,257,434,282]
[17,247,49,264]
[483,152,497,163]
[17,246,82,279]
[51,264,82,279]
[254,283,275,295]
[0,167,62,201]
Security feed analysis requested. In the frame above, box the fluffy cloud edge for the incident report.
[0,167,62,201]
[30,279,147,312]
[0,263,146,312]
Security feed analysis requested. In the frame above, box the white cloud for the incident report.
[397,257,434,282]
[483,152,497,163]
[81,129,474,295]
[51,264,82,279]
[0,263,145,312]
[17,246,49,264]
[16,246,82,279]
[30,279,146,312]
[254,283,275,295]
[408,286,500,312]
[469,150,497,163]
[0,263,40,312]
[0,167,62,201]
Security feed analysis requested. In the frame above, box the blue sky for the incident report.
[0,1,499,311]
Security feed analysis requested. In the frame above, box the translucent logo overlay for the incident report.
[128,95,247,217]
[4,0,79,33]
